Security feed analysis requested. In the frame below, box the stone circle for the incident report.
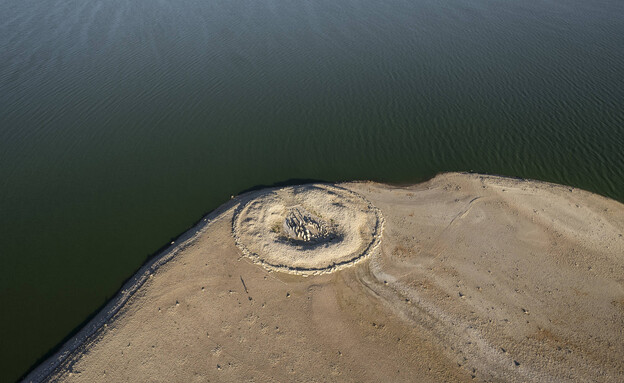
[232,184,383,275]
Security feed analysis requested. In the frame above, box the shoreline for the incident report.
[21,194,240,383]
[23,172,624,382]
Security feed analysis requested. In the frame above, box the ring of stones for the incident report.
[232,184,383,275]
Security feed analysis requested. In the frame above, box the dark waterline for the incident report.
[1,0,623,380]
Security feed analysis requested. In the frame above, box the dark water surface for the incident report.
[1,0,623,380]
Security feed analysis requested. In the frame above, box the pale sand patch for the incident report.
[24,173,624,383]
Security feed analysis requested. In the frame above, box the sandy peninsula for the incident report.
[24,173,624,382]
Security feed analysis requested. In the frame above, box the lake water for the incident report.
[1,0,623,380]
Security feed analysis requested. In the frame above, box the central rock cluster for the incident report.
[283,207,331,242]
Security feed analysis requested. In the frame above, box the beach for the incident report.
[24,173,624,382]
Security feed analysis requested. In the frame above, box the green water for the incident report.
[1,0,623,380]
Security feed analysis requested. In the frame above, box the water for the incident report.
[1,0,623,380]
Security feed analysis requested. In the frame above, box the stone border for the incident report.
[232,184,384,276]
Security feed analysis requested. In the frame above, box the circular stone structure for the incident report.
[232,184,383,275]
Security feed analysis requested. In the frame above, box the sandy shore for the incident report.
[24,173,624,382]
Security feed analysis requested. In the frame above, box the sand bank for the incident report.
[24,173,624,382]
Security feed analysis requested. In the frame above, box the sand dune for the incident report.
[25,173,624,382]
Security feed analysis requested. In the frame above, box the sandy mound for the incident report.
[232,184,383,275]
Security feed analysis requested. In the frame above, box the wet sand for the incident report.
[25,173,624,382]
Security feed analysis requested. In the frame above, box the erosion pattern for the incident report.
[232,184,384,275]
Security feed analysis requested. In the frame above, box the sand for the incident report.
[24,173,624,382]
